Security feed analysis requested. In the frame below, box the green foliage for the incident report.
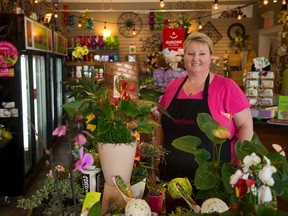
[17,170,85,215]
[171,113,288,215]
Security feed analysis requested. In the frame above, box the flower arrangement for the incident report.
[171,113,288,215]
[173,15,192,38]
[0,124,12,149]
[278,10,288,26]
[229,30,249,51]
[17,165,85,215]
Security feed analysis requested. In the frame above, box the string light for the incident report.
[198,18,202,30]
[282,0,286,4]
[103,22,111,38]
[237,7,242,20]
[34,0,38,3]
[263,0,269,5]
[214,0,218,10]
[132,27,136,35]
[273,0,277,2]
[78,19,82,28]
[54,12,58,18]
[160,0,165,8]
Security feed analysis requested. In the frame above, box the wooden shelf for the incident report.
[64,61,105,66]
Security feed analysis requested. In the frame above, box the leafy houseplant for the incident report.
[171,113,288,215]
[139,137,169,196]
[17,165,85,215]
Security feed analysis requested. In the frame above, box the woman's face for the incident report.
[184,41,212,75]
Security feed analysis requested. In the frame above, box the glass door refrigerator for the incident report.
[0,14,65,196]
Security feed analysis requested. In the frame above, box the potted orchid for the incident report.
[171,113,288,215]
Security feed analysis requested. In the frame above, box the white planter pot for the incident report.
[98,142,137,185]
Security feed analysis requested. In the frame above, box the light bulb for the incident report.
[214,4,218,10]
[263,0,269,5]
[54,13,58,18]
[237,14,241,20]
[160,0,165,8]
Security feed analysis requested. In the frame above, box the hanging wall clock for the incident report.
[118,12,142,37]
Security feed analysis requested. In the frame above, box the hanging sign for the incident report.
[162,28,185,51]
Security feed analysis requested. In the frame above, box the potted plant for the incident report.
[17,165,85,216]
[138,137,168,214]
[60,45,169,214]
[171,113,288,215]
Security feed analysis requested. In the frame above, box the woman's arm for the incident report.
[233,108,254,142]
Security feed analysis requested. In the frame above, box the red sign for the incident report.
[162,28,185,51]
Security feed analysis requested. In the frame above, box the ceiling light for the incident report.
[160,0,165,8]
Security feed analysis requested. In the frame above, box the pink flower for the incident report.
[75,147,94,172]
[52,125,67,137]
[75,134,87,145]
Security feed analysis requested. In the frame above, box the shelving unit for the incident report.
[245,71,275,107]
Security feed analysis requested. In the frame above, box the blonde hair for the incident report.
[183,32,214,55]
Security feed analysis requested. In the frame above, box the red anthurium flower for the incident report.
[74,134,87,145]
[234,178,256,197]
[52,125,67,137]
[113,97,121,107]
[120,80,135,93]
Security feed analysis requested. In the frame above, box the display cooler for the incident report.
[0,14,67,196]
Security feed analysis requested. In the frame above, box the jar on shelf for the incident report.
[113,36,119,49]
[91,36,97,49]
[98,36,104,49]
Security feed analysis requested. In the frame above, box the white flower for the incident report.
[243,152,261,167]
[258,185,273,204]
[230,169,243,186]
[258,156,277,186]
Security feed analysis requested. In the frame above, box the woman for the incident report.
[157,32,253,182]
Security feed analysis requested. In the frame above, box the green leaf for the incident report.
[195,163,220,190]
[222,163,236,193]
[197,113,219,142]
[119,100,141,116]
[88,201,101,216]
[255,204,288,216]
[235,133,269,161]
[172,135,202,155]
[62,100,84,116]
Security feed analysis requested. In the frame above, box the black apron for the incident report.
[160,74,231,182]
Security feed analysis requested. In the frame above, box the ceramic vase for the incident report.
[97,142,137,214]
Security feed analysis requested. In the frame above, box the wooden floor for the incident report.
[0,139,70,216]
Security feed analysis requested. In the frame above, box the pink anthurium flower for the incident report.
[75,147,94,172]
[52,125,67,137]
[75,134,87,145]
